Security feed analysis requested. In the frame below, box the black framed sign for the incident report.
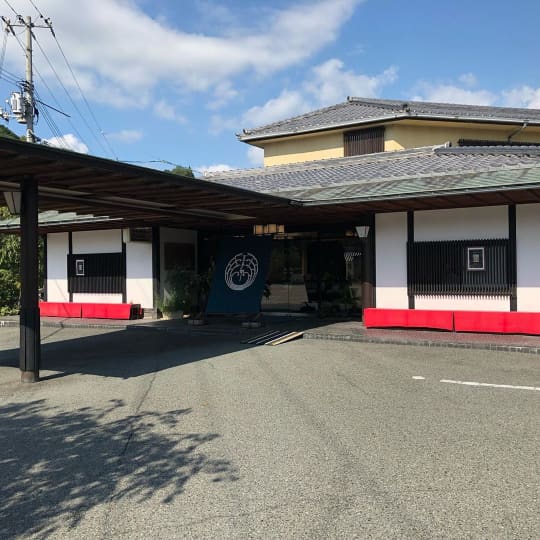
[467,247,485,271]
[75,259,85,276]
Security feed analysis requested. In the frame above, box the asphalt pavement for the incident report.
[0,326,538,539]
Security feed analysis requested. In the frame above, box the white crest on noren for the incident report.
[225,252,259,291]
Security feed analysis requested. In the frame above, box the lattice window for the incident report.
[344,127,385,156]
[407,239,513,296]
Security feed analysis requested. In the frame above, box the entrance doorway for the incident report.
[261,233,363,315]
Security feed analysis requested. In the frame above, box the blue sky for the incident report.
[0,0,539,175]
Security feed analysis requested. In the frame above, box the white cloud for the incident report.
[209,114,239,135]
[153,100,187,123]
[107,129,143,143]
[412,77,540,110]
[207,81,239,110]
[242,90,310,127]
[412,82,497,106]
[43,133,89,153]
[307,59,398,106]
[502,86,540,109]
[197,164,234,176]
[240,58,397,129]
[247,146,264,167]
[458,73,478,88]
[5,0,361,110]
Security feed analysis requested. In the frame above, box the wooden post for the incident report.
[19,176,40,382]
[361,214,376,311]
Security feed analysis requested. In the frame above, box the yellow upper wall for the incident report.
[385,120,540,151]
[259,119,540,166]
[263,131,344,166]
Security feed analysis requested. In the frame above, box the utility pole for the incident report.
[24,15,34,143]
[0,14,53,140]
[0,13,54,382]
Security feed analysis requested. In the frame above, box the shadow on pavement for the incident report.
[0,327,256,380]
[0,399,238,539]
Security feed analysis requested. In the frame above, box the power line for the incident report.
[7,27,72,148]
[27,0,44,20]
[1,6,113,156]
[47,28,117,159]
[27,0,117,158]
[27,31,112,156]
[2,0,17,17]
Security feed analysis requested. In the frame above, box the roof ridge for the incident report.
[437,145,540,156]
[240,100,350,136]
[239,96,540,141]
[346,96,409,110]
[348,96,540,116]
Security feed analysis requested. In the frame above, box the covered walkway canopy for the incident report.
[0,137,294,232]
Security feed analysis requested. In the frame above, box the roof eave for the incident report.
[238,114,540,144]
[299,182,540,207]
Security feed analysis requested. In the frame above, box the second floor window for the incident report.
[344,126,385,156]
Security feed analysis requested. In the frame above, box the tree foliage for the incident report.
[0,207,21,315]
[0,124,22,140]
[0,126,28,313]
[166,165,195,178]
[0,206,44,315]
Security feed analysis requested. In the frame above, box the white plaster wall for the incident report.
[126,240,153,308]
[46,232,69,302]
[375,212,408,308]
[72,229,122,253]
[71,229,124,303]
[414,206,508,241]
[72,293,123,303]
[516,203,540,312]
[415,296,509,311]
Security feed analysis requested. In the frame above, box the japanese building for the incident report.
[3,97,540,321]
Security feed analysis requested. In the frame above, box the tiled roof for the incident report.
[203,145,540,203]
[0,210,119,230]
[238,97,540,141]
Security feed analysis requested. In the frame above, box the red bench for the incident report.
[454,310,540,335]
[40,302,141,320]
[39,302,82,318]
[363,308,454,331]
[364,308,540,335]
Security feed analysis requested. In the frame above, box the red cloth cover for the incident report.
[81,303,133,320]
[454,310,540,335]
[363,308,453,330]
[39,302,82,318]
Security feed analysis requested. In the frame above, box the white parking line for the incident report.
[412,376,425,380]
[440,379,540,392]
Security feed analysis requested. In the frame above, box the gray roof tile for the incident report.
[0,210,119,230]
[203,145,540,203]
[239,97,540,141]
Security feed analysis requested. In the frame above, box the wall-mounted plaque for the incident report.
[75,259,85,276]
[467,247,485,271]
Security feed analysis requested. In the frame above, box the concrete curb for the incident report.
[3,317,540,355]
[0,318,131,330]
[303,331,540,355]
